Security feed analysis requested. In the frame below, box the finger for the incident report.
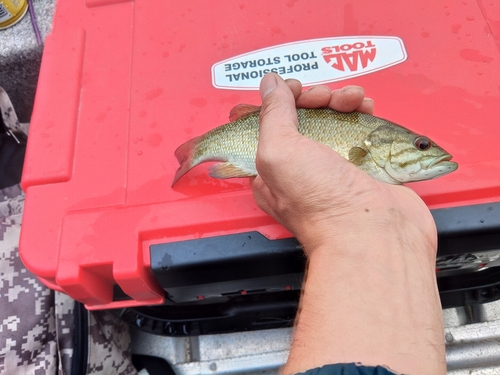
[329,85,365,112]
[258,73,299,143]
[285,79,303,101]
[357,97,375,115]
[295,85,332,108]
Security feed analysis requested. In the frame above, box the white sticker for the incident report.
[212,36,407,90]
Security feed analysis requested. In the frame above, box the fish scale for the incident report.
[296,109,380,158]
[172,106,457,186]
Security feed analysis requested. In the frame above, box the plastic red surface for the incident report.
[20,0,500,309]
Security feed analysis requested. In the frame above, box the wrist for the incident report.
[297,190,437,260]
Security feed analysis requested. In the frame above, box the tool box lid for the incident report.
[20,0,500,309]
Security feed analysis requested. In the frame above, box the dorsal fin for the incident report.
[229,104,260,122]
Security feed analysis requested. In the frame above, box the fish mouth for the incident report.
[427,154,455,169]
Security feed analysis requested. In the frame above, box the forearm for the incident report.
[283,219,446,375]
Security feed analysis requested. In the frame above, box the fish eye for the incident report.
[414,136,432,151]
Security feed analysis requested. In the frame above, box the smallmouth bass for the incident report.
[172,104,458,185]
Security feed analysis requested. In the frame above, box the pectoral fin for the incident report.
[348,147,368,166]
[209,162,257,179]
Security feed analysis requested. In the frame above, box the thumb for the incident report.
[258,73,299,145]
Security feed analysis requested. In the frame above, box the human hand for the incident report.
[252,73,446,375]
[251,73,437,256]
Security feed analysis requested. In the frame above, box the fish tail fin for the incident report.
[172,136,201,186]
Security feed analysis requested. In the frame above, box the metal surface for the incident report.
[446,320,500,373]
[446,303,500,374]
[131,326,291,375]
[131,300,500,374]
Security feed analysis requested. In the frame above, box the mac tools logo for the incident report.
[212,36,407,90]
[322,40,377,72]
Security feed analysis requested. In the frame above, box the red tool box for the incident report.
[21,0,500,335]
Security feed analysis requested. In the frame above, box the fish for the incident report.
[172,104,458,186]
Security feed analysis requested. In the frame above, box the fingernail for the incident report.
[260,73,278,99]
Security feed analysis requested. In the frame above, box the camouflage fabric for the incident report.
[0,185,57,374]
[87,311,137,374]
[0,85,138,375]
[0,86,30,136]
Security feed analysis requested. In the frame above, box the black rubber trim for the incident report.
[114,201,500,336]
[433,202,500,256]
[71,302,88,375]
